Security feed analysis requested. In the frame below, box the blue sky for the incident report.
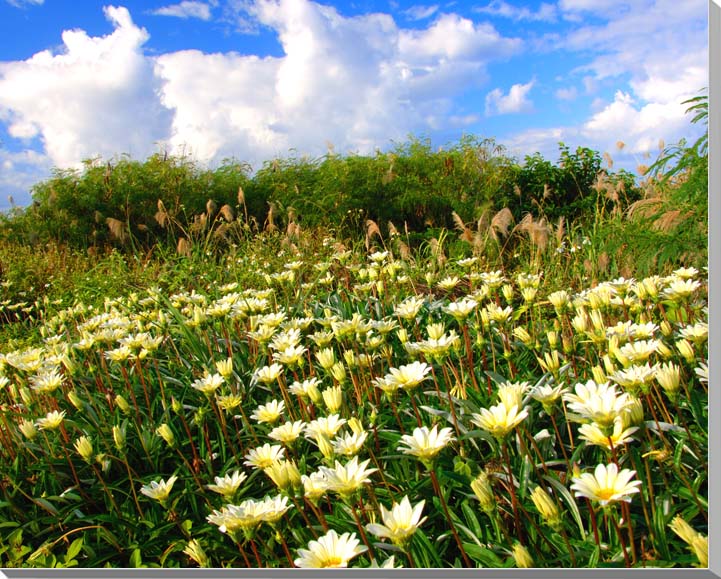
[0,0,708,208]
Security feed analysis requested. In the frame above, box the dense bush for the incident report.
[0,136,646,251]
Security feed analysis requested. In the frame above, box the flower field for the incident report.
[0,240,708,568]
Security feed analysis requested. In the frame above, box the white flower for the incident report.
[294,529,367,568]
[570,463,641,506]
[366,496,426,547]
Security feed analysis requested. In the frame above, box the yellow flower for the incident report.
[385,361,432,391]
[243,443,285,469]
[156,423,176,447]
[305,415,347,441]
[317,457,377,499]
[140,475,178,503]
[206,470,247,498]
[268,420,305,444]
[264,460,301,492]
[332,431,368,457]
[512,543,534,568]
[322,386,343,413]
[570,463,641,506]
[470,472,495,513]
[302,471,329,504]
[398,425,455,462]
[366,496,426,548]
[183,539,210,568]
[578,417,638,450]
[251,399,285,425]
[471,402,528,440]
[563,380,631,428]
[294,529,367,568]
[74,435,94,463]
[18,418,37,440]
[36,410,65,431]
[530,486,561,529]
[191,372,224,395]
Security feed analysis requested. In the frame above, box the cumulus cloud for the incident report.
[151,1,215,20]
[156,0,522,163]
[0,6,173,169]
[485,79,535,116]
[503,0,707,172]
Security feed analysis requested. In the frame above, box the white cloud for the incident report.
[156,0,522,164]
[555,86,577,101]
[152,1,214,21]
[5,0,43,8]
[485,79,535,116]
[0,0,523,191]
[403,4,438,21]
[476,1,558,22]
[0,6,173,169]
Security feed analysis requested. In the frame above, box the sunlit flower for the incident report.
[393,296,425,320]
[471,402,528,441]
[302,471,329,504]
[207,498,267,536]
[497,381,530,409]
[243,443,285,469]
[322,386,343,413]
[36,410,66,431]
[273,344,307,366]
[206,470,248,498]
[140,475,178,503]
[251,399,285,425]
[268,420,305,444]
[29,369,63,394]
[662,278,701,301]
[332,430,368,456]
[668,515,708,567]
[305,415,347,441]
[183,539,210,568]
[18,418,37,440]
[74,435,94,463]
[263,460,302,493]
[470,472,496,513]
[436,275,460,291]
[570,463,641,506]
[563,380,631,428]
[318,456,377,499]
[366,496,426,548]
[512,543,534,568]
[531,383,568,413]
[530,486,561,529]
[191,373,224,395]
[679,322,708,345]
[385,361,432,391]
[289,377,322,403]
[254,363,284,384]
[609,363,658,393]
[316,348,336,370]
[578,417,638,450]
[294,529,367,568]
[398,425,455,462]
[216,393,243,412]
